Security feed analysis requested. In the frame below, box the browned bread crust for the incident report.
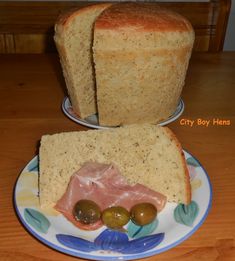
[95,2,193,32]
[56,3,112,28]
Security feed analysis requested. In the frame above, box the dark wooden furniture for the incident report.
[0,0,231,53]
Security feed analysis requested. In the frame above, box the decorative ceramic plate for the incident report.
[62,97,185,129]
[14,150,212,260]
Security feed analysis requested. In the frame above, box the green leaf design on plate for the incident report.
[186,157,200,167]
[174,201,199,227]
[127,219,158,239]
[24,208,50,234]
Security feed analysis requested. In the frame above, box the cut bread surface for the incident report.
[39,125,191,209]
[54,3,112,118]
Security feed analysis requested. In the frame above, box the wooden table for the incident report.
[0,52,234,260]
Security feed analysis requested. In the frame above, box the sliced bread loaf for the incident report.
[54,3,112,118]
[39,125,191,208]
[93,2,195,126]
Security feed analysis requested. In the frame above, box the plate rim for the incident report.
[14,150,212,261]
[61,97,185,129]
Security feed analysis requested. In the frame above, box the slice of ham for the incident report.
[55,162,167,229]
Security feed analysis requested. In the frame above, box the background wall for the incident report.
[224,0,235,50]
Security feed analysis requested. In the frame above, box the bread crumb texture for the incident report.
[39,124,191,208]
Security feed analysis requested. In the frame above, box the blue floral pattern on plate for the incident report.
[56,229,164,254]
[14,151,212,260]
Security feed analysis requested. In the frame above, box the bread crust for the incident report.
[95,2,193,32]
[163,127,191,204]
[55,3,113,28]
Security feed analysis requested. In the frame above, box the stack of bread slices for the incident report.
[54,2,194,126]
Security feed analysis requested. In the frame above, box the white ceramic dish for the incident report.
[14,150,212,260]
[62,97,185,129]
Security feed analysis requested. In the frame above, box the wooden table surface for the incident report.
[0,52,234,260]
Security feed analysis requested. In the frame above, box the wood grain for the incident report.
[0,0,231,53]
[0,52,235,260]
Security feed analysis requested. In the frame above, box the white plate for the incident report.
[62,97,184,129]
[14,150,212,260]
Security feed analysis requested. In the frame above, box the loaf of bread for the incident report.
[39,125,191,208]
[54,3,112,118]
[55,3,194,126]
[93,3,194,126]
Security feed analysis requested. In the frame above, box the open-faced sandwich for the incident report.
[39,124,191,230]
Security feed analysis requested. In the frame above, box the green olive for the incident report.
[130,203,157,226]
[102,206,130,229]
[73,199,101,224]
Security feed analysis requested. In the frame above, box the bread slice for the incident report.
[93,2,194,126]
[39,125,191,208]
[54,3,112,118]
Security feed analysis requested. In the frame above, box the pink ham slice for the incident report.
[55,162,167,228]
